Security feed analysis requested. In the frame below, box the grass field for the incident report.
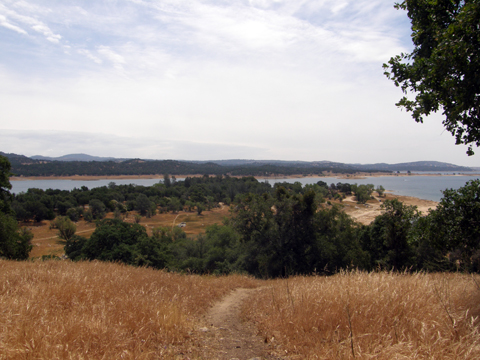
[1,261,479,359]
[26,205,231,258]
[244,271,480,359]
[0,260,259,359]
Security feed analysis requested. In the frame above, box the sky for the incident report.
[0,0,478,166]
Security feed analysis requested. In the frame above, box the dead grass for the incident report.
[243,271,480,359]
[26,219,97,258]
[26,205,231,259]
[0,260,259,360]
[3,262,480,359]
[139,206,230,238]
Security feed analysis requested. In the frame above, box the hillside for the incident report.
[2,151,474,177]
[31,153,126,162]
[2,261,479,359]
[353,160,473,172]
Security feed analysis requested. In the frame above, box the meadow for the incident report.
[0,260,259,359]
[27,205,231,259]
[247,271,480,359]
[1,260,479,359]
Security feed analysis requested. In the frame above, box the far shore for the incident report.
[10,171,480,181]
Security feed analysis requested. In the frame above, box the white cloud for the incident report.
[0,13,27,34]
[31,23,61,43]
[331,1,348,14]
[0,0,477,166]
[0,2,62,43]
[77,49,102,64]
[97,46,126,70]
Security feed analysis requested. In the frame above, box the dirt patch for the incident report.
[194,288,287,360]
[340,193,438,225]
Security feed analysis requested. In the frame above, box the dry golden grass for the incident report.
[139,206,231,238]
[0,260,259,359]
[243,271,480,359]
[4,260,479,359]
[27,219,96,258]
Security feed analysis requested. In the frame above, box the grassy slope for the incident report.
[244,271,480,359]
[0,260,259,359]
[2,261,480,359]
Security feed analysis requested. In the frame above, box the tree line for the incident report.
[3,151,388,177]
[61,179,480,276]
[10,174,273,223]
[2,154,479,276]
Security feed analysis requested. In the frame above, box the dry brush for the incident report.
[243,271,480,359]
[0,260,258,359]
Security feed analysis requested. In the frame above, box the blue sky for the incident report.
[0,0,478,166]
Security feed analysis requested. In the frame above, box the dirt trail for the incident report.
[33,228,93,241]
[195,288,285,360]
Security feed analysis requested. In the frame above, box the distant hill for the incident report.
[353,161,473,172]
[199,159,473,172]
[0,151,43,166]
[31,153,126,162]
[1,151,475,177]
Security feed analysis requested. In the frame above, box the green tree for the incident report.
[230,189,321,277]
[135,194,151,216]
[147,202,157,218]
[0,155,13,215]
[163,174,171,188]
[425,180,480,271]
[56,200,74,216]
[376,185,385,197]
[134,235,171,269]
[113,207,122,220]
[0,212,33,259]
[81,219,147,263]
[66,207,82,222]
[0,155,32,259]
[168,197,182,213]
[83,210,93,223]
[52,216,77,241]
[384,0,480,155]
[351,184,374,204]
[88,199,106,220]
[64,235,88,260]
[361,199,419,270]
[184,200,194,212]
[315,205,369,272]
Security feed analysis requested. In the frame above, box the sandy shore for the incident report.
[340,192,438,225]
[258,172,479,180]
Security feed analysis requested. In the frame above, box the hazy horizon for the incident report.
[5,151,478,168]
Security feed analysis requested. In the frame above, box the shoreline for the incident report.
[9,174,440,226]
[10,171,480,181]
[340,192,439,225]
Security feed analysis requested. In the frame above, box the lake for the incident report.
[265,174,480,202]
[9,174,480,202]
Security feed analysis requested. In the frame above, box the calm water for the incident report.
[264,174,480,202]
[10,174,480,202]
